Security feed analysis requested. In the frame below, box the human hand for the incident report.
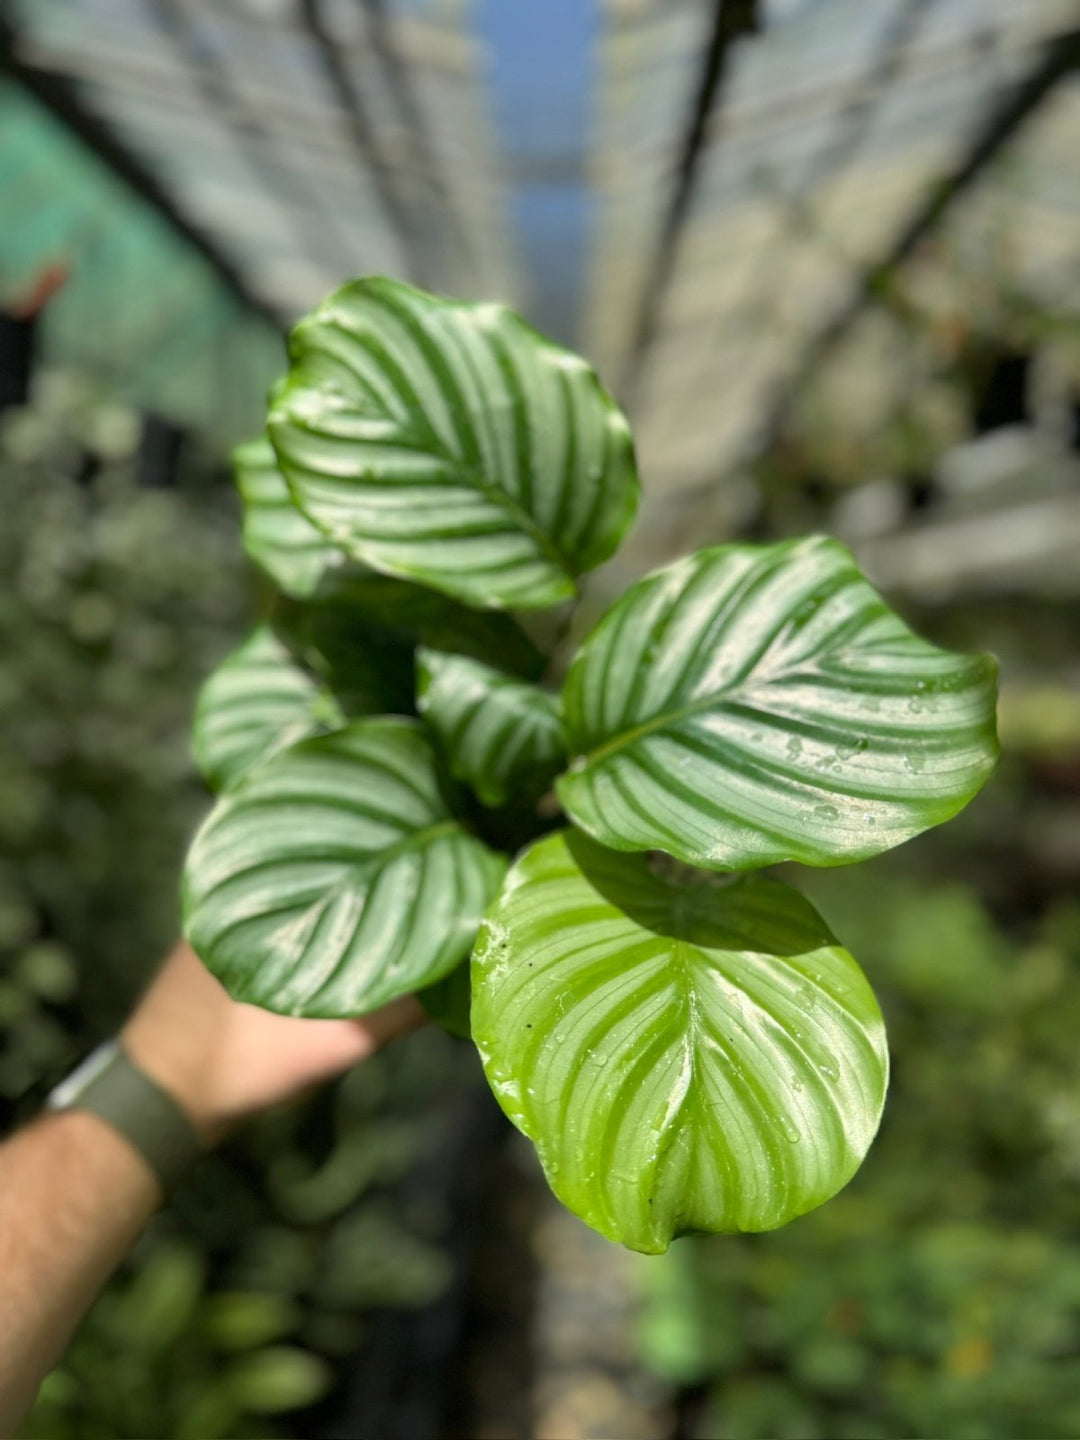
[122,941,425,1145]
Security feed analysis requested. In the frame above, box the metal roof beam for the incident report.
[146,0,360,287]
[755,24,1080,453]
[620,0,761,401]
[359,0,473,286]
[299,0,432,286]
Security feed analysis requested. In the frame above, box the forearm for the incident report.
[0,941,422,1432]
[0,1111,162,1431]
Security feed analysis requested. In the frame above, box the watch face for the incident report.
[47,1040,120,1110]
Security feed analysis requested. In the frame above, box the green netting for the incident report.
[0,83,284,449]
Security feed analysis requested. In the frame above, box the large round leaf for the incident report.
[268,277,639,610]
[416,647,566,807]
[557,536,998,870]
[472,831,888,1253]
[192,625,344,792]
[233,436,345,598]
[183,718,506,1017]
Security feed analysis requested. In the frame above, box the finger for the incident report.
[353,994,428,1056]
[250,995,429,1088]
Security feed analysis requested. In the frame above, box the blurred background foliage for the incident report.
[0,381,476,1438]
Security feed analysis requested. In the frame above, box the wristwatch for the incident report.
[45,1040,206,1192]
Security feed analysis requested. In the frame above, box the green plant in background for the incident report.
[182,276,1000,1255]
[0,377,465,1437]
[0,370,248,1084]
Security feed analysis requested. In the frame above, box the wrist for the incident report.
[45,1040,210,1192]
[118,941,427,1150]
[120,944,242,1146]
[120,1019,231,1147]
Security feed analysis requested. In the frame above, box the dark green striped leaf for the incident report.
[276,571,544,722]
[268,277,639,610]
[418,961,471,1040]
[234,436,345,598]
[416,648,566,808]
[183,718,506,1017]
[192,626,344,792]
[557,537,999,870]
[273,590,415,722]
[472,831,888,1253]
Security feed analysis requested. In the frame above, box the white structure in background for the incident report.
[8,0,522,317]
[587,0,1080,512]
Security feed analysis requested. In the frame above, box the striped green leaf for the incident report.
[191,626,344,792]
[472,831,888,1253]
[557,537,998,870]
[233,436,345,598]
[276,571,544,722]
[416,648,566,808]
[183,718,507,1017]
[268,277,639,610]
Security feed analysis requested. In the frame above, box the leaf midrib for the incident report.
[574,646,974,769]
[286,378,575,583]
[268,816,464,927]
[578,672,789,767]
[296,813,464,877]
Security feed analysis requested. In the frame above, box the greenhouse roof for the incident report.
[2,0,1079,500]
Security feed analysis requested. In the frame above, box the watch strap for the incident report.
[47,1040,205,1192]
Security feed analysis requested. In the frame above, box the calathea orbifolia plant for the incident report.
[183,277,998,1254]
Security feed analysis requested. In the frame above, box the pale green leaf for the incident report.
[114,1243,205,1354]
[416,647,566,807]
[203,1292,298,1352]
[226,1347,333,1414]
[268,277,639,610]
[558,536,998,870]
[472,831,888,1253]
[191,626,344,792]
[233,435,345,597]
[183,718,506,1016]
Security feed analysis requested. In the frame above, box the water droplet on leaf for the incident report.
[818,1052,840,1082]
